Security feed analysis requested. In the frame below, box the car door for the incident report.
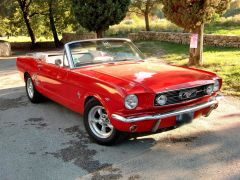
[55,57,84,112]
[37,53,82,111]
[37,55,67,102]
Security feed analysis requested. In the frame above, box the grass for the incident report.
[135,41,240,96]
[106,18,240,37]
[0,36,55,42]
[1,17,240,42]
[205,25,240,35]
[106,19,182,37]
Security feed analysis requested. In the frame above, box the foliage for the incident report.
[36,0,76,38]
[106,18,182,37]
[162,0,231,66]
[72,0,131,37]
[162,0,231,31]
[205,15,240,35]
[136,41,240,96]
[0,0,20,36]
[224,8,240,17]
[129,0,162,31]
[105,14,240,37]
[230,0,240,9]
[0,0,75,44]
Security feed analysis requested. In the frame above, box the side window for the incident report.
[72,53,94,67]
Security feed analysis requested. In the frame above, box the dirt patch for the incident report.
[28,152,36,155]
[27,118,43,122]
[3,122,16,127]
[164,136,198,143]
[91,166,123,180]
[128,174,141,180]
[0,95,28,111]
[24,117,47,129]
[46,126,112,173]
[91,172,122,180]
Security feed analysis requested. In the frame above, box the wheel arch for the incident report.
[83,94,110,113]
[84,94,106,107]
[24,72,30,82]
[84,96,96,107]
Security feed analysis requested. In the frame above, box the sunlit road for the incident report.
[0,57,240,180]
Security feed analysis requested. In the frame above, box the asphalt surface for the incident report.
[0,57,240,180]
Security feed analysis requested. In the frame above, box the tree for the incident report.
[1,0,74,46]
[0,0,17,37]
[47,0,62,47]
[17,0,37,47]
[72,0,131,38]
[34,0,73,47]
[130,0,162,31]
[162,0,230,66]
[230,0,240,9]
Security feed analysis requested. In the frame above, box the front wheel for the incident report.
[84,99,125,145]
[25,75,43,103]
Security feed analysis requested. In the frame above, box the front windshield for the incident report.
[68,39,145,67]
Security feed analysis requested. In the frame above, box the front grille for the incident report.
[154,84,213,106]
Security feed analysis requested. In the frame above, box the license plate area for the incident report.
[176,111,194,126]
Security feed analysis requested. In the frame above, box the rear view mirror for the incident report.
[55,59,62,66]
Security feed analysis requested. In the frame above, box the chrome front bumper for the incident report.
[112,95,223,124]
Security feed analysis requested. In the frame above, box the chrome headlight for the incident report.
[156,94,167,106]
[206,85,214,95]
[124,95,138,110]
[213,80,220,92]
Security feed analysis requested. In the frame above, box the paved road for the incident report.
[0,58,240,180]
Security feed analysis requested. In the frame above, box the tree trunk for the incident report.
[144,11,150,31]
[22,12,36,48]
[144,1,150,31]
[96,29,103,38]
[48,0,61,47]
[188,24,204,66]
[17,0,36,48]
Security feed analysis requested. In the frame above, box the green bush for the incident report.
[105,18,182,37]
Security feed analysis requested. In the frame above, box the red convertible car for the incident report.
[17,38,223,145]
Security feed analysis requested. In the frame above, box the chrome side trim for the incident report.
[112,95,223,123]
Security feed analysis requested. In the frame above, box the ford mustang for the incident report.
[16,38,223,145]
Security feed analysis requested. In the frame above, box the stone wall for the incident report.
[8,33,97,50]
[0,42,11,56]
[10,42,56,50]
[62,33,97,44]
[128,31,240,48]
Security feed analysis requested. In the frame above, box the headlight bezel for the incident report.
[155,94,168,106]
[206,84,214,95]
[213,79,220,92]
[124,94,138,110]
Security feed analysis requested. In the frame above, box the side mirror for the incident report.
[55,59,62,66]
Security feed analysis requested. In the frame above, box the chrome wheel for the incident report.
[27,78,34,99]
[88,106,114,139]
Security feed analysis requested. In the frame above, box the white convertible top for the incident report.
[26,51,66,65]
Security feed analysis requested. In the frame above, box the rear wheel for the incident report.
[84,99,125,145]
[25,75,43,103]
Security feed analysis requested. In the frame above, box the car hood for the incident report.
[80,61,216,93]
